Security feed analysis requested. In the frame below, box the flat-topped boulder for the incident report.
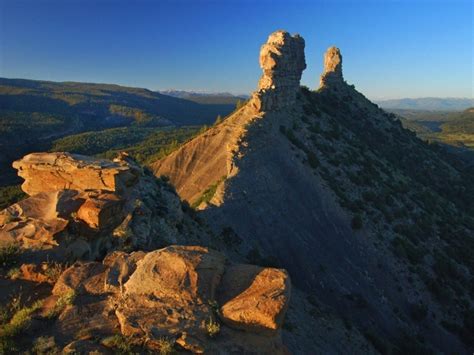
[13,152,139,196]
[1,152,211,260]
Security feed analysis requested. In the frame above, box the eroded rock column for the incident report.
[251,30,306,111]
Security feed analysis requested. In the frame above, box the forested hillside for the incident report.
[0,78,234,186]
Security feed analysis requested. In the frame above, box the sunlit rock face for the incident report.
[251,30,306,111]
[319,46,344,88]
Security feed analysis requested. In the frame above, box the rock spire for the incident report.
[251,30,306,111]
[319,46,344,88]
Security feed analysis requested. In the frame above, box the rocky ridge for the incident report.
[0,152,206,260]
[152,30,306,205]
[151,30,474,354]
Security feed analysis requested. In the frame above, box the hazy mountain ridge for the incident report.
[376,97,474,111]
[158,89,249,105]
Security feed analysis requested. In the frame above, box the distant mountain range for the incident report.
[376,97,474,111]
[158,89,249,105]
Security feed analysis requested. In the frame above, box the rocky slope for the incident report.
[0,152,210,262]
[152,30,474,353]
[39,246,290,353]
[0,152,299,353]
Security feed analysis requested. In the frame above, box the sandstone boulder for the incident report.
[50,246,291,353]
[0,191,69,248]
[76,192,123,230]
[1,152,208,260]
[124,245,226,300]
[13,152,138,196]
[219,263,291,333]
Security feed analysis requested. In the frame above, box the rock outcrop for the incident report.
[152,30,307,204]
[50,246,290,353]
[251,30,306,111]
[13,152,138,196]
[319,46,344,88]
[0,152,206,260]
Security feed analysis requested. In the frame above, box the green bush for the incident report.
[191,176,226,209]
[0,244,20,268]
[0,185,25,210]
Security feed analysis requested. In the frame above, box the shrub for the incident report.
[32,336,60,354]
[0,185,25,210]
[156,337,175,355]
[46,290,76,319]
[0,300,43,338]
[206,318,220,338]
[101,334,134,353]
[0,244,20,268]
[391,237,424,264]
[351,215,363,230]
[44,262,67,283]
[191,176,226,209]
[6,268,20,280]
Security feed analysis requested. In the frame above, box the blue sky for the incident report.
[0,0,472,99]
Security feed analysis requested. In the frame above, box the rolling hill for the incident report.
[0,78,235,186]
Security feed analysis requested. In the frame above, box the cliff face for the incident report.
[151,31,473,353]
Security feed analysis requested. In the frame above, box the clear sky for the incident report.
[0,0,472,99]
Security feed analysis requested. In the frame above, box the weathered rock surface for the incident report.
[0,152,209,260]
[13,152,138,196]
[218,264,291,333]
[51,246,291,353]
[319,46,344,88]
[251,30,306,111]
[151,30,306,204]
